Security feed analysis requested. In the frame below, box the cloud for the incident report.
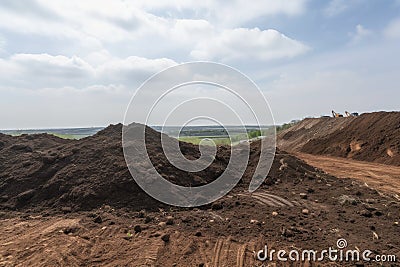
[384,18,400,39]
[133,0,308,25]
[0,0,307,43]
[190,28,309,62]
[0,35,5,53]
[1,0,58,19]
[0,54,95,89]
[324,0,349,17]
[349,24,372,44]
[0,1,133,43]
[12,53,94,75]
[0,53,177,89]
[96,56,177,85]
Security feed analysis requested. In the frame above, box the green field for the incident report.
[178,136,234,145]
[178,129,269,146]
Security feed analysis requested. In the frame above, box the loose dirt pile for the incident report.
[278,111,400,166]
[0,124,232,211]
[0,124,399,266]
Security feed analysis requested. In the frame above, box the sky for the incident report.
[0,0,399,129]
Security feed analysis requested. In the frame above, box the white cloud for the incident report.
[0,0,307,43]
[324,0,349,17]
[96,56,177,85]
[384,18,400,39]
[0,54,95,89]
[133,0,308,25]
[349,24,372,44]
[0,1,134,42]
[0,35,5,53]
[0,53,177,89]
[12,53,94,74]
[190,28,309,62]
[170,19,214,43]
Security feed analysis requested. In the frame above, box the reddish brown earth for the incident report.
[0,124,399,266]
[295,153,400,196]
[278,111,400,166]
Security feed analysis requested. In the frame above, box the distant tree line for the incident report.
[247,129,262,139]
[276,120,299,132]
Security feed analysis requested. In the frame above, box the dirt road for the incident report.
[296,153,400,195]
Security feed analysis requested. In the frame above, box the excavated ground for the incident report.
[0,124,399,266]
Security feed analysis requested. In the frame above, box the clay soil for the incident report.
[0,123,399,266]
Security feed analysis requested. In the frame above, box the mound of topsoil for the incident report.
[0,123,233,211]
[278,111,400,166]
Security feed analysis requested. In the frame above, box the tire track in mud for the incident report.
[209,237,260,267]
[211,237,224,266]
[143,241,162,266]
[222,238,233,266]
[237,191,299,208]
[236,244,246,267]
[255,192,295,207]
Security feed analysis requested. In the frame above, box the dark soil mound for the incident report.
[278,111,400,165]
[0,123,231,211]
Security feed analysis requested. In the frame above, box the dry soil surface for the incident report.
[295,153,400,197]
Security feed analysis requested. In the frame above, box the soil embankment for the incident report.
[278,111,400,166]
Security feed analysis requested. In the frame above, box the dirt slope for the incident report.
[278,111,400,166]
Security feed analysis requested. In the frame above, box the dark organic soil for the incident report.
[0,124,232,211]
[279,111,400,166]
